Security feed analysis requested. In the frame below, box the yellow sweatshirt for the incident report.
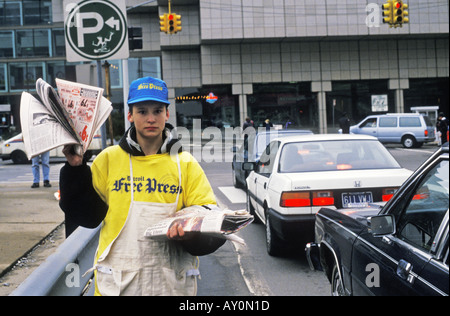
[90,145,217,262]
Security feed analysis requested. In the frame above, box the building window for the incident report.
[0,31,14,58]
[0,28,62,59]
[0,63,7,91]
[15,29,50,57]
[404,78,449,115]
[0,1,22,26]
[47,61,67,87]
[328,80,394,129]
[51,28,65,57]
[248,82,317,131]
[9,61,44,91]
[0,0,52,26]
[22,0,51,25]
[107,60,122,89]
[128,57,161,84]
[176,85,239,130]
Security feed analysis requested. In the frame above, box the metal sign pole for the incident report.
[97,60,107,149]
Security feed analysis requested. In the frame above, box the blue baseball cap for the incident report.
[127,77,170,106]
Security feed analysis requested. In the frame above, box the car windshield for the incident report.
[255,131,311,157]
[278,140,401,173]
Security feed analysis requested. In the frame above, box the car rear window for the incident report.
[422,115,434,128]
[278,140,401,173]
[399,117,421,127]
[255,131,312,157]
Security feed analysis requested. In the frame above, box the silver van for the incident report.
[350,114,435,148]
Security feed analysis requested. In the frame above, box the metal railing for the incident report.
[10,225,100,296]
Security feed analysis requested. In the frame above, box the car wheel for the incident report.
[265,211,282,256]
[331,263,346,296]
[402,136,416,148]
[11,150,30,164]
[232,166,240,188]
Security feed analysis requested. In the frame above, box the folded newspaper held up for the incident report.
[20,78,112,160]
[144,205,254,245]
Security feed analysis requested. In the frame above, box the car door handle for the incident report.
[397,259,415,284]
[264,182,267,189]
[382,236,393,245]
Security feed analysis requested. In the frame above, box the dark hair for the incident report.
[129,101,169,113]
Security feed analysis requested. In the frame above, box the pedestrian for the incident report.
[242,117,254,131]
[242,117,254,143]
[31,151,51,188]
[339,112,351,134]
[263,118,273,131]
[59,77,224,296]
[436,112,448,146]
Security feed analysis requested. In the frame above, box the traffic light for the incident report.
[168,14,175,34]
[173,14,182,33]
[382,0,393,26]
[160,14,168,33]
[393,2,402,24]
[393,1,408,27]
[128,27,142,50]
[401,2,409,25]
[160,12,181,34]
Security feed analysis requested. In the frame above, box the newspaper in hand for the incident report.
[144,205,254,244]
[20,78,112,160]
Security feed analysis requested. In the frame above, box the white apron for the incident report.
[91,155,199,296]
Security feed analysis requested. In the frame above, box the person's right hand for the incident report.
[62,145,83,167]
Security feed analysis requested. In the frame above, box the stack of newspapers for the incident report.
[20,78,112,160]
[144,205,254,244]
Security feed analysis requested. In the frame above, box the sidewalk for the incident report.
[0,183,64,276]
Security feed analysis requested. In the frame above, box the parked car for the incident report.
[0,133,103,164]
[243,134,412,256]
[306,143,449,296]
[350,113,435,148]
[232,129,312,188]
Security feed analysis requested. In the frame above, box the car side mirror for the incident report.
[242,162,255,171]
[369,214,395,237]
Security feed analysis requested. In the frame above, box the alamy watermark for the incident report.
[167,119,283,163]
[366,3,384,28]
[65,263,81,288]
[365,263,381,288]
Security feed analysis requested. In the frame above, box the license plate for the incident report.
[342,192,373,208]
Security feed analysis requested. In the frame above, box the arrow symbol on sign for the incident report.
[105,16,120,30]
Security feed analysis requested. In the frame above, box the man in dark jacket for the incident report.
[436,112,448,146]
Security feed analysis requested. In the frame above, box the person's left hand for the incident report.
[167,222,185,240]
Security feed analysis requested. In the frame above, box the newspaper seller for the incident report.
[59,77,225,296]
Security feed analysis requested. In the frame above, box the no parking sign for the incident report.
[64,0,129,62]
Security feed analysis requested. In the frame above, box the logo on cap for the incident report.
[137,83,164,91]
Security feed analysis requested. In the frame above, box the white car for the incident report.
[0,133,103,164]
[244,134,413,256]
